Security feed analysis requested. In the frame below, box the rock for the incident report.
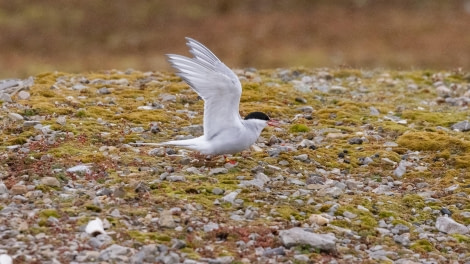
[394,160,408,178]
[263,247,286,257]
[222,191,239,204]
[160,93,177,102]
[203,222,219,232]
[279,227,336,252]
[209,168,228,176]
[435,216,469,234]
[41,177,61,187]
[330,85,347,93]
[166,175,186,182]
[98,87,111,94]
[436,85,451,97]
[296,106,314,113]
[99,244,133,261]
[8,112,24,121]
[372,185,392,194]
[0,182,8,194]
[451,120,470,132]
[295,97,307,104]
[343,211,357,219]
[17,90,30,100]
[0,254,13,264]
[159,210,176,228]
[89,234,113,249]
[239,172,270,189]
[10,184,28,195]
[0,93,12,103]
[211,187,224,195]
[67,164,92,173]
[182,124,203,135]
[393,233,410,246]
[440,207,452,216]
[56,116,66,126]
[348,137,363,145]
[293,154,309,162]
[369,106,380,116]
[309,214,329,226]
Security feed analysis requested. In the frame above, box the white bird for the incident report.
[136,37,277,155]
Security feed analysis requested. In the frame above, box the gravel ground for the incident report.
[1,68,470,263]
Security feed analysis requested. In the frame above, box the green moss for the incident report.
[451,234,470,243]
[35,184,59,192]
[128,230,172,243]
[410,239,434,253]
[402,194,425,209]
[290,124,310,133]
[397,131,470,153]
[85,204,102,212]
[39,209,60,219]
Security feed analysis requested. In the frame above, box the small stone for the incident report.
[17,91,30,100]
[8,112,24,121]
[159,210,176,228]
[394,160,407,178]
[98,87,111,94]
[392,224,410,235]
[56,116,66,126]
[203,222,219,232]
[369,106,380,116]
[295,97,307,104]
[309,214,329,226]
[212,187,224,195]
[451,120,470,132]
[209,168,228,176]
[160,93,176,102]
[0,182,8,194]
[10,185,28,195]
[343,211,357,219]
[0,93,12,102]
[41,177,61,188]
[293,154,309,162]
[435,216,469,234]
[296,106,314,113]
[393,233,410,247]
[330,85,347,93]
[279,227,336,252]
[222,191,239,204]
[436,85,451,97]
[440,208,452,216]
[263,247,286,257]
[99,244,133,261]
[348,137,363,144]
[166,175,186,182]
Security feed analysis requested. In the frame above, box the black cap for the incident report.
[244,111,270,121]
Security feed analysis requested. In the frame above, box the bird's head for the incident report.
[244,112,279,128]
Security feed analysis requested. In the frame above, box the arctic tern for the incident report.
[136,37,277,155]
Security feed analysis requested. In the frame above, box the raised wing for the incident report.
[167,37,243,140]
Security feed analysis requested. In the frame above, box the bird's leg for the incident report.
[224,155,237,165]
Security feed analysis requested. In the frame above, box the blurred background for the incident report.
[1,0,470,78]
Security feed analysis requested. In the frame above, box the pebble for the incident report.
[279,227,336,252]
[451,120,470,131]
[309,214,329,226]
[8,112,24,121]
[159,210,176,228]
[99,244,133,261]
[348,137,363,144]
[293,154,309,162]
[10,184,28,195]
[211,187,224,195]
[41,177,61,187]
[369,106,380,116]
[203,222,219,232]
[17,90,31,100]
[435,216,469,234]
[209,168,228,176]
[56,116,66,126]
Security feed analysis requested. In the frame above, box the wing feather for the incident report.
[167,38,243,140]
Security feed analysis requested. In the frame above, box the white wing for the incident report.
[167,37,243,140]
